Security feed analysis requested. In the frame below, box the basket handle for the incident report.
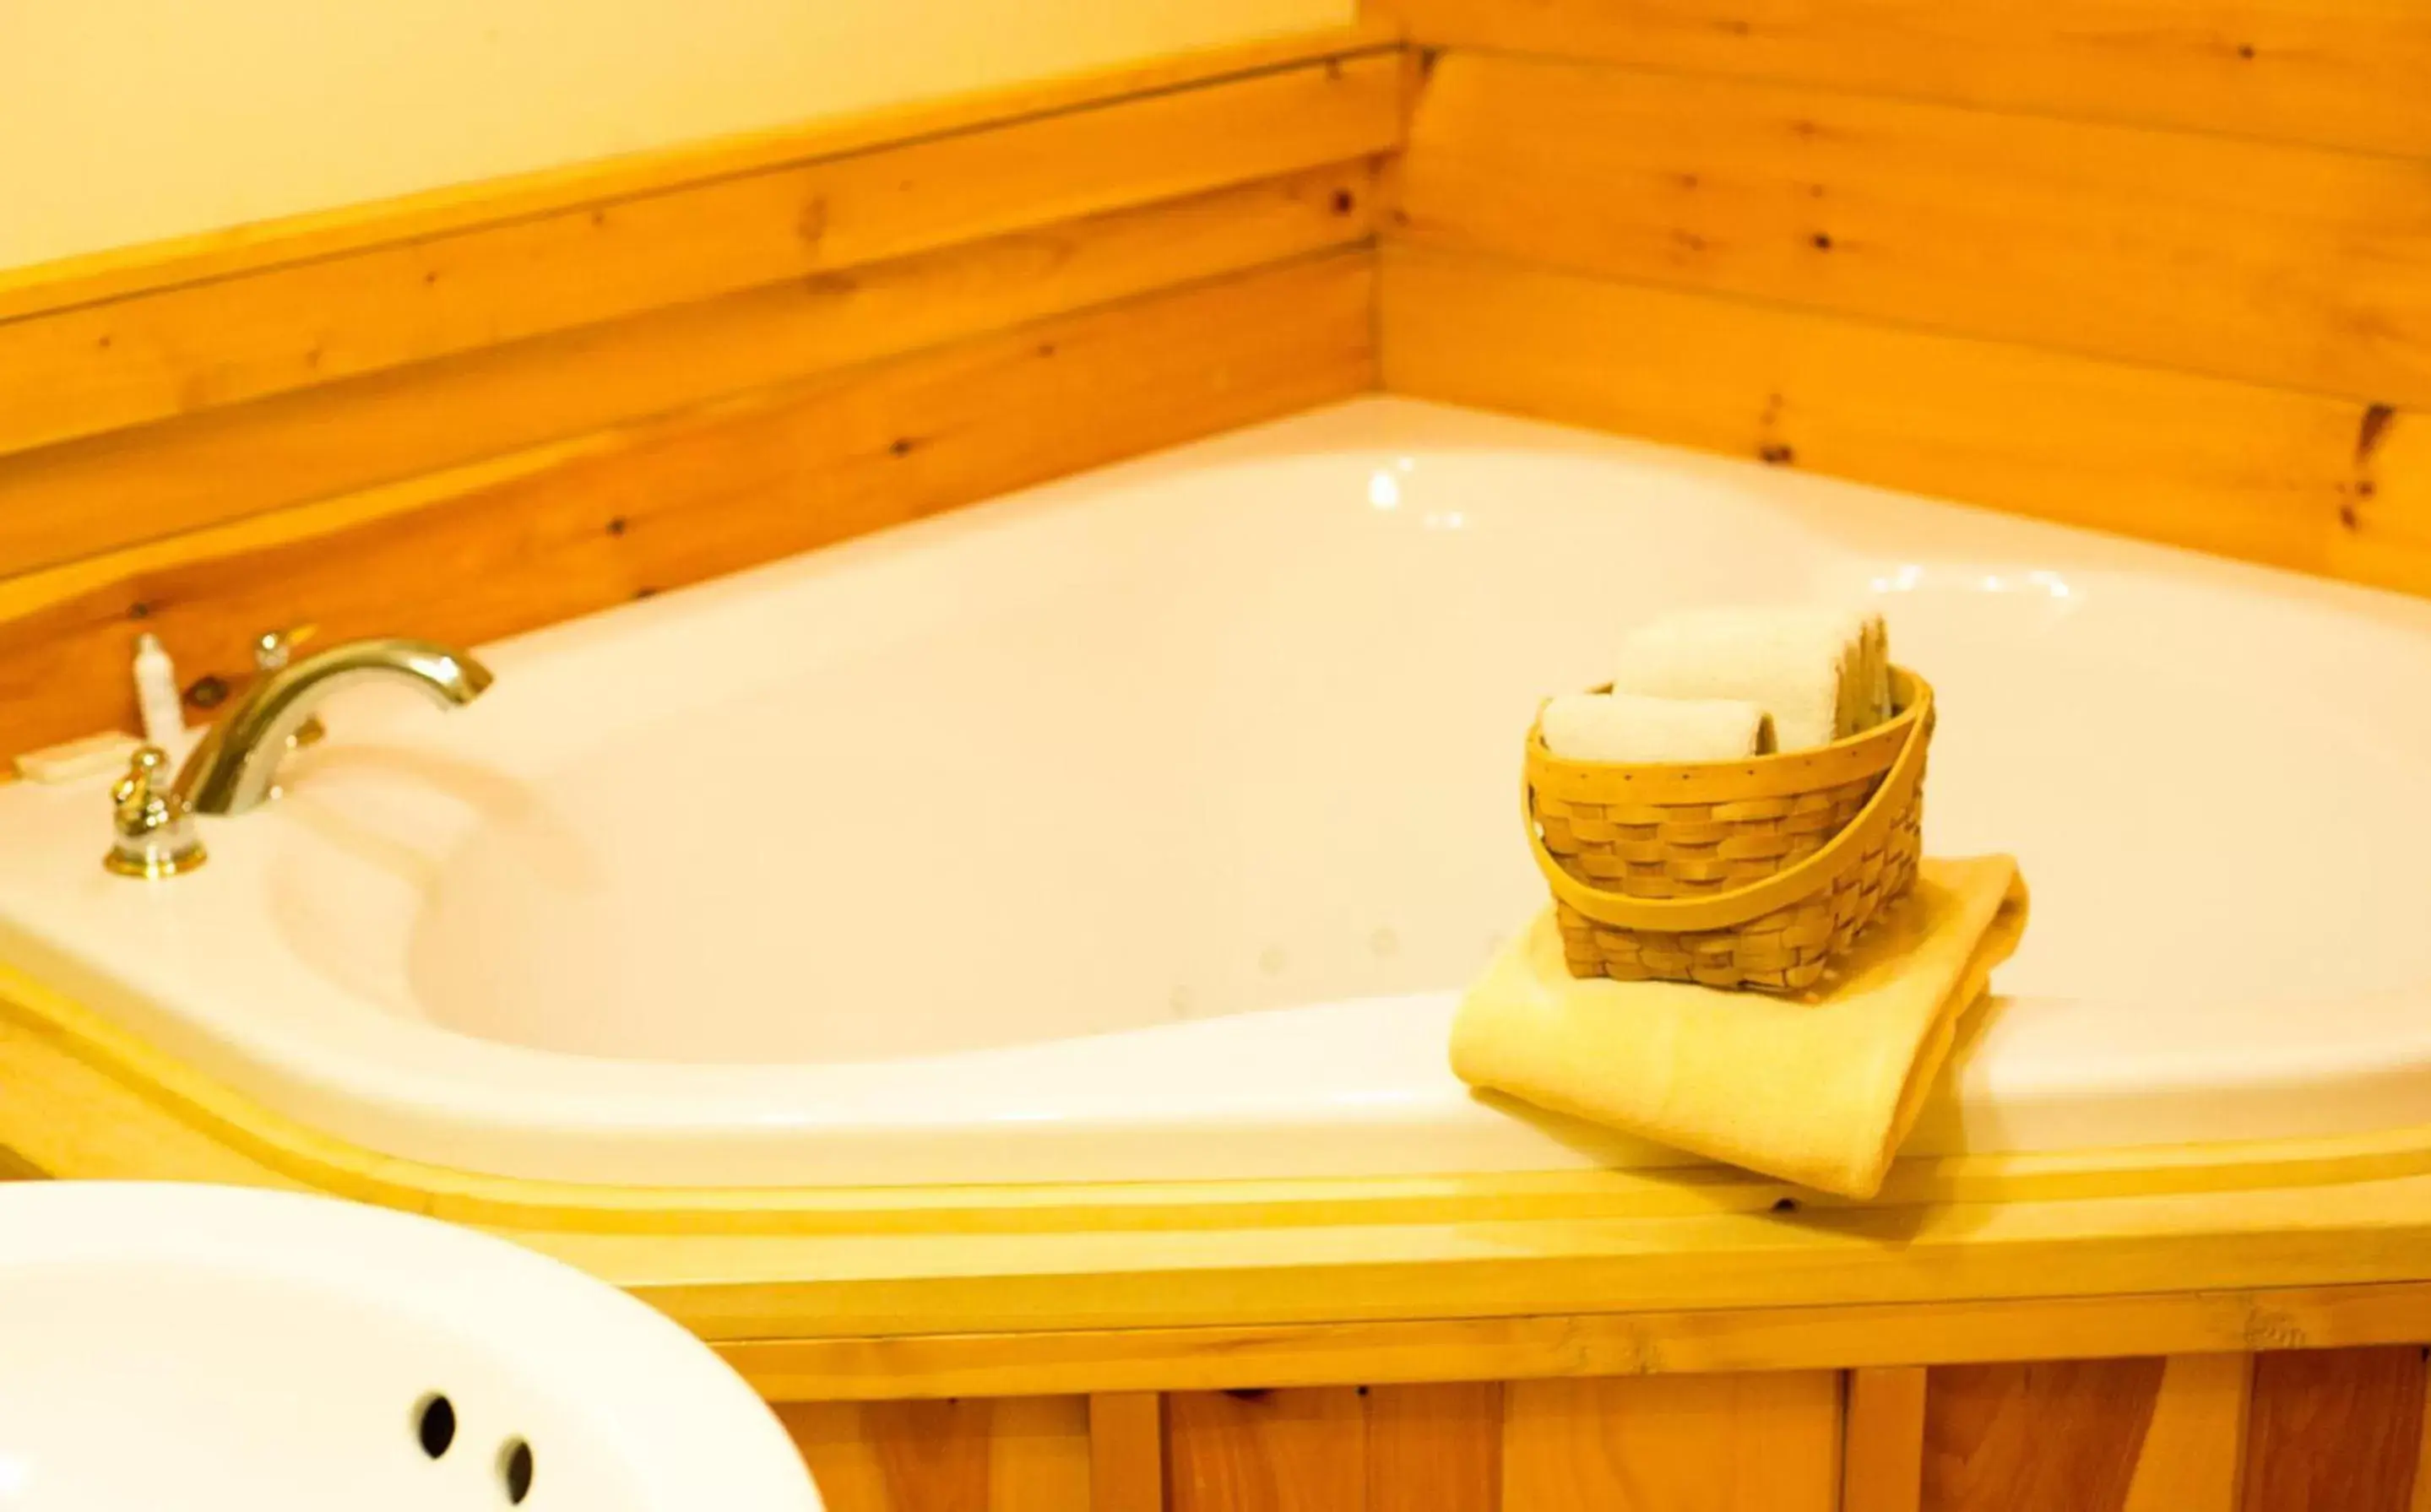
[1525,683,1932,935]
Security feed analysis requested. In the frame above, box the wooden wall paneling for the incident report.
[2120,1354,2251,1512]
[1845,1366,1928,1512]
[0,250,1376,763]
[1164,1388,1367,1512]
[2365,399,2431,590]
[779,1395,1090,1512]
[1365,1381,1503,1512]
[1499,1372,1841,1511]
[0,51,1396,458]
[0,162,1377,582]
[1396,51,2431,409]
[1921,1358,2165,1512]
[1090,1392,1166,1512]
[1376,0,2431,159]
[0,22,1400,323]
[2242,1346,2426,1512]
[1379,243,2431,597]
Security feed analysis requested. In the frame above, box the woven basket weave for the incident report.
[1524,667,1934,993]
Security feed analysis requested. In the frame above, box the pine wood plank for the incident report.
[1366,1382,1502,1512]
[779,1400,990,1512]
[989,1395,1094,1512]
[1397,51,2431,408]
[1500,1373,1839,1511]
[1378,0,2431,159]
[1089,1393,1167,1512]
[0,20,1399,323]
[1379,243,2431,596]
[777,1396,1089,1512]
[1166,1388,1366,1512]
[1845,1367,1928,1512]
[0,52,1397,458]
[779,1401,899,1511]
[2242,1347,2425,1512]
[0,250,1374,763]
[2121,1354,2251,1512]
[0,162,1376,581]
[1922,1358,2165,1512]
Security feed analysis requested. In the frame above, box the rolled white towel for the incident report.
[1540,691,1775,764]
[1613,606,1889,752]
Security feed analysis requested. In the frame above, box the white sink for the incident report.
[0,1182,822,1511]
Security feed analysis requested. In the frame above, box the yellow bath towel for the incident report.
[1451,855,2029,1199]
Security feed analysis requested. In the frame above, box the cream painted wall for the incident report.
[0,0,1354,273]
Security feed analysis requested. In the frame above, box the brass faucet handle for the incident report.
[253,624,320,672]
[111,745,171,815]
[106,745,207,878]
[254,625,328,748]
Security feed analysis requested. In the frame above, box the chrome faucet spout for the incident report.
[171,637,492,816]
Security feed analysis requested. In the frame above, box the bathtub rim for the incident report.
[19,951,2431,1369]
[14,949,2431,1234]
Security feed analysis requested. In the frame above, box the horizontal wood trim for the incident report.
[1378,242,2430,597]
[0,162,1376,582]
[0,20,1401,322]
[1380,0,2431,160]
[0,50,1399,458]
[0,250,1376,759]
[1397,51,2431,409]
[719,1283,2431,1401]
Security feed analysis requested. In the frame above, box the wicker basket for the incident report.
[1524,667,1934,992]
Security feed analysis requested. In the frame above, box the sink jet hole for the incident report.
[413,1393,456,1458]
[500,1438,534,1504]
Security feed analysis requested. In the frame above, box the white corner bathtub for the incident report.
[8,398,2431,1188]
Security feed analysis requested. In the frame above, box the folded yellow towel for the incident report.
[1451,855,2028,1199]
